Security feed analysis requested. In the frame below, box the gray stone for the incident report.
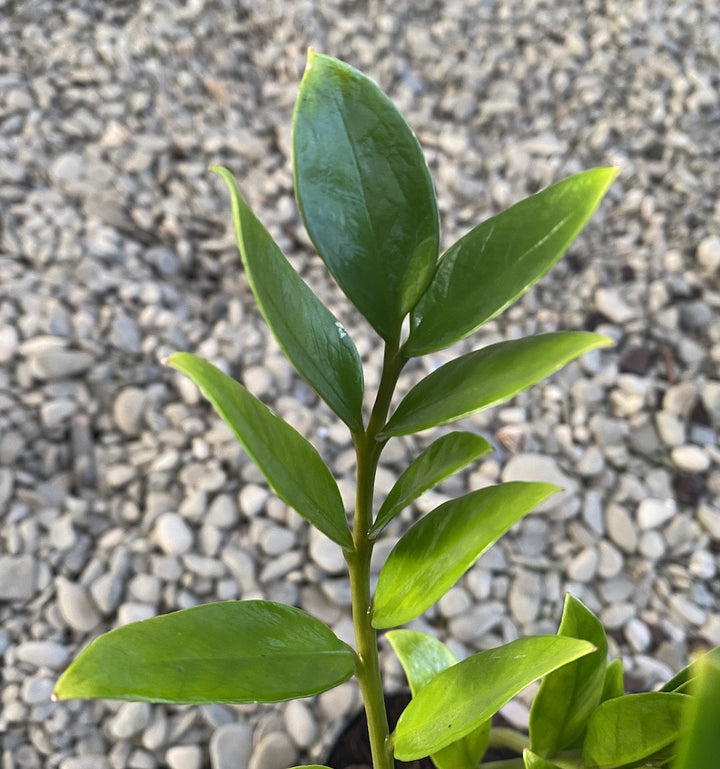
[671,444,711,472]
[595,287,637,324]
[501,454,578,512]
[110,315,141,354]
[698,503,720,539]
[155,512,194,555]
[697,235,720,272]
[165,746,202,769]
[596,541,624,579]
[60,758,111,769]
[284,700,317,749]
[206,494,238,528]
[625,618,652,652]
[308,527,345,574]
[238,484,268,517]
[109,702,152,740]
[113,387,146,437]
[605,504,637,554]
[449,601,505,642]
[576,446,605,477]
[0,325,19,362]
[248,731,296,769]
[260,525,296,556]
[0,555,38,601]
[508,570,542,625]
[90,571,124,614]
[29,348,94,380]
[702,381,720,420]
[56,576,101,633]
[15,641,69,669]
[209,723,252,769]
[655,411,685,446]
[689,550,716,580]
[637,498,677,530]
[567,546,598,583]
[438,586,472,618]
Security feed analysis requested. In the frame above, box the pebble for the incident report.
[113,387,147,436]
[284,700,318,749]
[655,411,685,446]
[566,546,598,583]
[108,702,152,740]
[671,444,711,473]
[209,723,252,769]
[508,570,542,624]
[0,555,38,601]
[14,641,70,669]
[248,731,296,769]
[55,577,101,633]
[604,504,638,554]
[637,498,677,530]
[697,235,720,272]
[154,512,194,555]
[501,453,578,512]
[308,527,346,574]
[28,348,94,380]
[595,287,637,324]
[165,746,203,769]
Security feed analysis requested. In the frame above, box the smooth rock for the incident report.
[604,504,637,554]
[508,570,542,624]
[0,555,38,601]
[165,746,202,769]
[238,484,268,517]
[697,235,720,272]
[501,454,578,512]
[595,287,636,324]
[248,731,296,769]
[308,527,345,574]
[0,325,19,362]
[637,498,677,530]
[284,700,317,749]
[108,702,152,740]
[56,576,101,633]
[15,640,70,669]
[113,387,146,436]
[597,541,624,579]
[29,349,94,380]
[21,675,55,704]
[625,618,652,652]
[155,512,194,555]
[209,723,252,769]
[567,546,598,583]
[655,411,685,446]
[671,444,711,472]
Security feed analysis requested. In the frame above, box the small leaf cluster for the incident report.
[53,52,719,769]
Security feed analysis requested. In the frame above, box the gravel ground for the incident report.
[1,1,720,768]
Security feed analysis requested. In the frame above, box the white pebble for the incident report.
[166,745,202,769]
[637,498,677,530]
[55,576,101,633]
[567,546,598,583]
[284,700,318,749]
[671,444,711,473]
[154,512,194,555]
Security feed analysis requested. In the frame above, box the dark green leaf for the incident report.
[523,750,562,769]
[387,630,490,769]
[372,482,558,628]
[393,636,596,760]
[293,51,439,341]
[404,167,618,356]
[529,595,608,757]
[673,656,720,769]
[212,166,364,432]
[167,353,351,547]
[582,692,687,768]
[53,601,355,703]
[381,332,612,436]
[370,431,492,538]
[601,658,625,701]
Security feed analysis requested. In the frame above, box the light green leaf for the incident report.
[404,167,618,356]
[54,601,355,704]
[393,636,596,760]
[372,482,558,629]
[582,692,687,768]
[529,595,608,757]
[370,431,492,538]
[387,630,490,769]
[293,51,439,341]
[211,166,364,432]
[661,646,720,694]
[601,658,625,702]
[381,332,612,437]
[523,750,562,769]
[673,656,720,769]
[167,353,351,547]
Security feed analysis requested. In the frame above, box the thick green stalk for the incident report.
[347,338,406,769]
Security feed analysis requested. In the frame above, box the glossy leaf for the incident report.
[582,692,687,768]
[529,595,608,757]
[212,165,364,432]
[293,51,439,341]
[53,601,355,703]
[167,353,351,547]
[661,645,720,694]
[673,656,720,769]
[387,630,490,769]
[381,332,612,437]
[373,482,558,628]
[523,750,562,769]
[601,658,625,702]
[393,635,596,760]
[370,431,492,538]
[404,167,618,356]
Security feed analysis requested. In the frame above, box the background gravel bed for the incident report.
[1,2,719,768]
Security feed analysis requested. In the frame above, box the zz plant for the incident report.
[54,52,720,769]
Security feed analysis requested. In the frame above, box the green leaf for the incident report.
[211,166,364,432]
[53,601,355,704]
[582,692,687,768]
[167,353,352,548]
[661,646,720,694]
[393,635,596,760]
[673,656,720,769]
[404,167,618,356]
[293,51,439,341]
[601,658,625,701]
[370,431,492,538]
[523,750,562,769]
[372,482,558,629]
[529,595,609,757]
[381,332,612,437]
[387,630,490,769]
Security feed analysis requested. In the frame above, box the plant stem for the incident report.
[487,727,530,755]
[347,337,406,769]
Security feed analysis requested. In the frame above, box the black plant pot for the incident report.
[326,693,521,769]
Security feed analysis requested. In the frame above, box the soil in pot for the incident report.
[325,692,520,768]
